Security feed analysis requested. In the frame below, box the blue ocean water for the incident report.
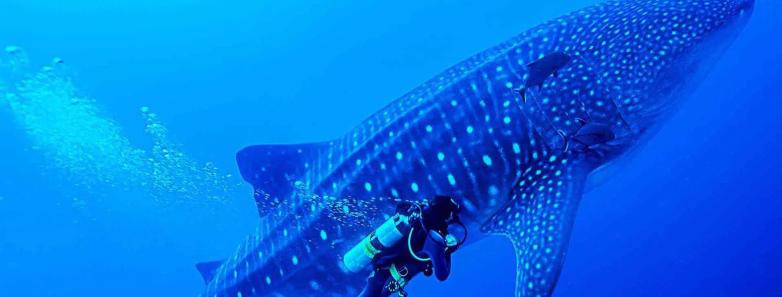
[0,0,780,296]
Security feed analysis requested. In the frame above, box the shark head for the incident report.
[584,0,755,131]
[496,0,756,161]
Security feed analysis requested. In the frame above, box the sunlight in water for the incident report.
[0,46,237,202]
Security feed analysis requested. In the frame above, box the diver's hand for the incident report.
[422,230,451,281]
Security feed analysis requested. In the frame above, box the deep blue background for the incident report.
[1,0,780,296]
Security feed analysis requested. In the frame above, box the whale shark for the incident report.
[198,0,755,296]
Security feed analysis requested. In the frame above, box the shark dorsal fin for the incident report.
[236,143,326,217]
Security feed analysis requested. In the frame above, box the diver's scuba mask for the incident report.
[443,218,467,249]
[429,196,467,249]
[414,196,468,251]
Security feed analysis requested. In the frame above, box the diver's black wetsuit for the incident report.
[357,196,461,297]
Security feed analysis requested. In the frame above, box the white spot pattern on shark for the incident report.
[199,1,754,297]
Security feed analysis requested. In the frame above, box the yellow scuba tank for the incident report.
[343,212,415,273]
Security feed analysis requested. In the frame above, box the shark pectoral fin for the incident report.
[236,142,327,217]
[481,155,592,297]
[195,260,225,284]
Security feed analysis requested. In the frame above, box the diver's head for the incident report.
[423,195,461,232]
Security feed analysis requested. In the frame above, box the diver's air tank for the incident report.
[343,213,413,273]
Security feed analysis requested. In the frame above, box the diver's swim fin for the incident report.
[195,260,224,284]
[482,153,594,297]
[236,142,328,217]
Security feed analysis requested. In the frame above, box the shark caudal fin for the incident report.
[235,143,327,217]
[482,153,593,297]
[195,260,224,284]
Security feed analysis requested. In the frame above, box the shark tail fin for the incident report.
[236,142,328,217]
[195,260,224,284]
[482,153,594,297]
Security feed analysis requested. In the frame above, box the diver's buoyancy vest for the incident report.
[343,214,413,273]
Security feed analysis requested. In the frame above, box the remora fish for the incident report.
[199,0,755,296]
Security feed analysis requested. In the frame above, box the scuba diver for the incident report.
[343,195,466,297]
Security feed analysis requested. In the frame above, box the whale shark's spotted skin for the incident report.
[200,1,754,296]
